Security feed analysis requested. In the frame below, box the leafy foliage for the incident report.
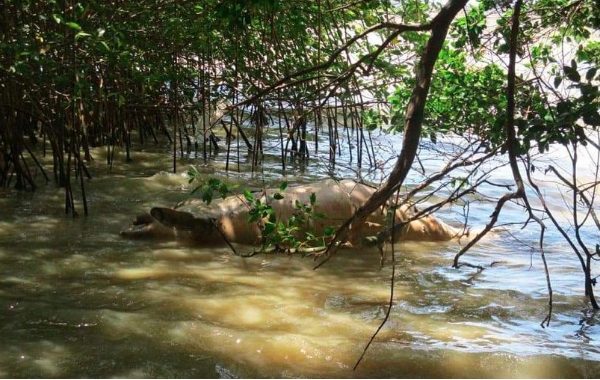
[187,172,334,252]
[187,167,234,205]
[244,184,334,252]
[382,0,599,155]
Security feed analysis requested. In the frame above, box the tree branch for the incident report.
[316,0,470,269]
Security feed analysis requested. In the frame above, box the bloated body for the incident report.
[120,179,460,245]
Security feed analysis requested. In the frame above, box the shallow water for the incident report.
[1,133,600,378]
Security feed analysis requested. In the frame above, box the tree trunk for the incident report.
[323,0,469,253]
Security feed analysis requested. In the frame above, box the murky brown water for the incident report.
[2,141,600,378]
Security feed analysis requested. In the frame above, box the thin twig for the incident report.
[353,188,402,370]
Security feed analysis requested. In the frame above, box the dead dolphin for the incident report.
[120,179,461,246]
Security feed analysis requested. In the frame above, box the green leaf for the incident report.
[65,21,82,31]
[324,226,335,236]
[99,41,110,51]
[309,192,316,205]
[243,190,255,202]
[273,192,284,200]
[75,31,92,40]
[263,222,276,235]
[219,183,230,198]
[201,191,213,205]
[279,181,288,191]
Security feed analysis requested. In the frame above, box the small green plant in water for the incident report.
[187,166,234,205]
[243,181,335,253]
[187,168,335,254]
